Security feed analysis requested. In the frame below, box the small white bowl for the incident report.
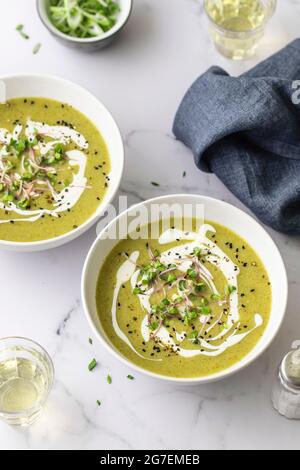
[0,74,124,252]
[37,0,133,51]
[81,194,288,384]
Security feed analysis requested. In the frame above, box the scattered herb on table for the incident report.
[182,171,186,178]
[88,358,97,371]
[96,400,101,406]
[89,337,93,345]
[49,0,120,39]
[127,375,135,380]
[151,181,160,187]
[107,374,112,384]
[33,43,42,54]
[16,24,30,40]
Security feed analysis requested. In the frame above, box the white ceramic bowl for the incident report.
[0,74,124,252]
[81,194,288,384]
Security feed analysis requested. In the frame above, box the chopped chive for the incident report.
[88,358,97,371]
[88,337,93,345]
[127,375,135,380]
[107,374,112,384]
[96,400,101,406]
[151,181,160,187]
[16,24,30,39]
[33,43,42,54]
[182,171,186,178]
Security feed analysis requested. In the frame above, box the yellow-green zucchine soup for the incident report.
[96,220,272,378]
[0,98,110,242]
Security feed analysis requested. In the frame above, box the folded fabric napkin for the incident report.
[173,39,300,234]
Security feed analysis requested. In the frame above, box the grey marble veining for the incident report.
[0,0,299,450]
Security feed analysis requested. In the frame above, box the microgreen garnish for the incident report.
[189,331,200,345]
[133,287,143,295]
[88,358,97,371]
[193,247,201,258]
[49,0,120,39]
[187,268,197,280]
[130,237,240,354]
[211,293,221,301]
[226,284,237,296]
[0,127,70,213]
[149,321,159,331]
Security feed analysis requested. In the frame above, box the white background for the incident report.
[0,0,300,450]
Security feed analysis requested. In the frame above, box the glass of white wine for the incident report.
[0,337,54,426]
[204,0,277,60]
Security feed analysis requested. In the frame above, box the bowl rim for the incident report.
[0,72,124,250]
[36,0,133,44]
[81,193,288,384]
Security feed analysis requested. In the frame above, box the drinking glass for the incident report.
[204,0,277,60]
[0,337,54,426]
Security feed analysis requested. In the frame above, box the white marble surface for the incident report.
[0,0,300,450]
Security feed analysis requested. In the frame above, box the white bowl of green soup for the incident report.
[0,74,124,251]
[82,194,288,384]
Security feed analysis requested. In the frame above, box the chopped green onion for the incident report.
[33,43,42,54]
[16,24,30,40]
[107,374,112,384]
[88,358,97,371]
[49,0,120,39]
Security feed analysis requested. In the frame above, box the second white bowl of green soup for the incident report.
[82,194,288,384]
[0,74,124,251]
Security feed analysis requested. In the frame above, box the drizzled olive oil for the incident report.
[204,0,276,59]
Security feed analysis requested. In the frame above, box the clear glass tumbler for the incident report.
[204,0,277,60]
[0,337,54,426]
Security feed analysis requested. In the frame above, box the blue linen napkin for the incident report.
[173,39,300,234]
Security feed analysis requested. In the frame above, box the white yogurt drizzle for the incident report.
[0,120,89,224]
[112,252,162,362]
[111,224,264,360]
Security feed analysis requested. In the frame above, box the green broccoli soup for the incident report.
[96,220,272,378]
[0,98,110,242]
